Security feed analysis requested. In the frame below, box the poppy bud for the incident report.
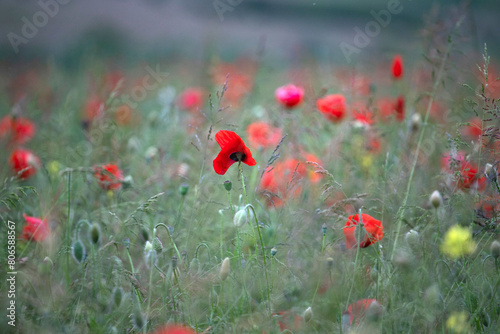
[424,283,441,307]
[153,237,163,254]
[112,287,124,308]
[485,163,497,182]
[326,257,334,270]
[72,240,86,264]
[140,227,149,242]
[223,180,232,192]
[90,222,101,245]
[411,113,422,131]
[430,190,442,209]
[233,205,254,227]
[321,223,328,235]
[270,247,277,256]
[405,229,420,248]
[179,183,189,196]
[490,240,500,259]
[220,257,231,281]
[122,175,134,189]
[303,306,313,323]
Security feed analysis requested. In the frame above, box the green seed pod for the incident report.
[223,180,232,192]
[112,287,124,308]
[90,223,101,245]
[490,240,500,259]
[270,247,277,256]
[72,240,86,264]
[179,183,189,196]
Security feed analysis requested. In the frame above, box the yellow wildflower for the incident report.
[440,225,476,259]
[446,311,470,333]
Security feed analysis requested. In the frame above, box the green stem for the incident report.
[126,247,143,304]
[391,20,461,261]
[155,223,182,261]
[493,179,500,196]
[65,171,71,287]
[311,232,327,305]
[239,162,271,315]
[175,196,185,228]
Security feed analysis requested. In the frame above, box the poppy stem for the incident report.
[239,162,271,315]
[65,171,71,287]
[493,179,500,196]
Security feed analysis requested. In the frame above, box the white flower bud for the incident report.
[430,190,442,209]
[490,240,500,259]
[220,257,231,281]
[303,306,313,323]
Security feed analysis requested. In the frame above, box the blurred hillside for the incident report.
[0,0,498,64]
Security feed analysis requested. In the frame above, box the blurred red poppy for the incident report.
[246,122,282,149]
[177,87,205,112]
[343,213,384,249]
[391,54,403,79]
[343,299,381,326]
[22,214,49,242]
[0,115,36,145]
[272,311,303,332]
[150,324,195,334]
[213,130,256,175]
[275,84,304,108]
[9,148,41,179]
[94,164,124,190]
[461,117,483,140]
[352,104,374,128]
[441,152,486,190]
[84,95,104,124]
[317,94,346,122]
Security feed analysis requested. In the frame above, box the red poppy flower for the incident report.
[150,324,195,334]
[352,103,375,128]
[22,214,49,242]
[9,148,41,179]
[213,130,256,175]
[84,95,104,123]
[317,94,346,123]
[343,213,384,249]
[461,117,483,140]
[246,122,282,149]
[177,87,205,112]
[343,299,381,326]
[94,164,124,190]
[0,115,36,145]
[272,311,303,332]
[275,84,304,108]
[441,152,486,190]
[394,95,405,121]
[391,54,403,79]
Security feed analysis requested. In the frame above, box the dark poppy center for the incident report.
[230,152,246,162]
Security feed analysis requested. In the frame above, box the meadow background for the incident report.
[1,0,500,333]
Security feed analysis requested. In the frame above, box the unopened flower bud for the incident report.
[233,205,254,227]
[152,237,163,254]
[430,190,442,209]
[411,113,422,131]
[112,287,124,308]
[223,180,232,192]
[122,175,134,189]
[72,240,86,264]
[220,257,231,281]
[485,163,497,182]
[490,240,500,259]
[270,247,277,256]
[90,222,101,245]
[321,223,328,235]
[144,241,153,253]
[179,183,189,196]
[405,229,420,248]
[303,306,313,323]
[326,257,334,270]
